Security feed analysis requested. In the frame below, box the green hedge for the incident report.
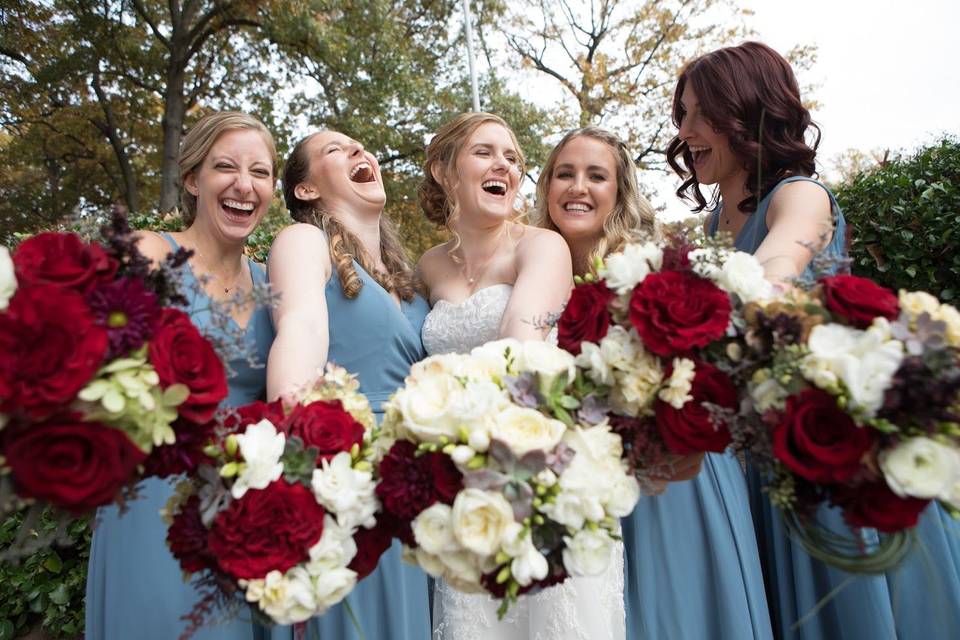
[0,511,89,639]
[836,136,960,299]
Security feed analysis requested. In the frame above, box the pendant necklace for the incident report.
[459,228,506,288]
[193,244,244,295]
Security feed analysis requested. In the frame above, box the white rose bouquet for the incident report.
[376,340,639,616]
[164,365,389,636]
[729,274,960,571]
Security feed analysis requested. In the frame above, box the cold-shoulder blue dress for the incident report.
[710,175,960,639]
[261,258,432,640]
[85,233,275,639]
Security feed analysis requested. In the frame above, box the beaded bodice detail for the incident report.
[421,284,512,355]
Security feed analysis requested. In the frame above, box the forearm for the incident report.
[266,321,328,401]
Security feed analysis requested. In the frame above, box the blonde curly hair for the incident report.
[533,126,657,272]
[282,132,416,302]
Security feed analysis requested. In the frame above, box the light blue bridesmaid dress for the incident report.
[260,258,432,640]
[85,233,275,639]
[712,175,960,639]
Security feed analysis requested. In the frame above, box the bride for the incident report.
[416,112,625,640]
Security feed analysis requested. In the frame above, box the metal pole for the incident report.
[462,0,480,111]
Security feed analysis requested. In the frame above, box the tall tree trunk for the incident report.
[158,58,187,212]
[91,73,140,212]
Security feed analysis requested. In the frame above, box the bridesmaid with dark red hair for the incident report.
[668,40,960,639]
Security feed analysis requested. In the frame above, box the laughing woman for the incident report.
[532,125,774,640]
[668,41,960,639]
[264,130,430,640]
[85,112,277,639]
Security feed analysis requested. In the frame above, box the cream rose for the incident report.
[412,503,459,555]
[393,361,464,442]
[516,340,576,387]
[563,529,613,576]
[898,290,940,317]
[880,437,960,499]
[489,406,567,457]
[451,489,515,557]
[313,566,358,609]
[0,246,15,311]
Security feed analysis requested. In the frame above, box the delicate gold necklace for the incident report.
[458,228,506,287]
[192,243,245,295]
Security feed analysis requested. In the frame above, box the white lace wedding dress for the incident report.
[421,284,626,640]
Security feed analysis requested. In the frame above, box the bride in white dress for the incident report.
[416,112,626,640]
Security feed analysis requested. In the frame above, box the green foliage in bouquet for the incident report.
[0,510,89,639]
[837,136,960,300]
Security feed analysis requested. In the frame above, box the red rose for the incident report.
[820,275,899,329]
[629,271,731,357]
[283,400,365,463]
[13,232,117,294]
[223,399,287,435]
[349,516,395,579]
[2,417,145,513]
[773,389,874,484]
[0,285,107,417]
[167,495,215,574]
[655,361,736,454]
[149,308,228,423]
[833,481,930,533]
[557,282,615,355]
[208,479,326,580]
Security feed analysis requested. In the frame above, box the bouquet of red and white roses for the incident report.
[730,274,960,569]
[376,340,640,616]
[164,365,390,634]
[0,224,227,523]
[556,228,774,491]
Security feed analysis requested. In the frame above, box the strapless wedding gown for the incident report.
[422,284,626,640]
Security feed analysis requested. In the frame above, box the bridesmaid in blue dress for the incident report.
[85,112,279,639]
[262,130,431,640]
[667,41,960,639]
[532,125,774,639]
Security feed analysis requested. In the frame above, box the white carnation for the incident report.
[601,241,663,294]
[0,246,15,311]
[717,252,774,302]
[311,452,378,530]
[232,419,285,499]
[657,358,696,409]
[244,568,317,625]
[880,437,960,499]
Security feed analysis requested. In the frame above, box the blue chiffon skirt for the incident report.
[623,451,773,639]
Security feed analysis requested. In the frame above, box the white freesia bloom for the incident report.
[606,472,642,517]
[489,406,567,457]
[451,489,515,557]
[412,503,460,555]
[306,515,357,572]
[455,380,510,432]
[313,567,358,609]
[232,420,285,499]
[244,568,316,625]
[563,529,613,576]
[803,319,904,417]
[658,358,696,409]
[601,241,663,294]
[311,452,378,530]
[501,523,548,586]
[0,246,15,311]
[719,252,773,302]
[880,437,960,499]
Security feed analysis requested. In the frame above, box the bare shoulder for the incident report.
[515,224,570,256]
[768,179,831,222]
[269,223,330,273]
[416,242,453,287]
[134,229,172,265]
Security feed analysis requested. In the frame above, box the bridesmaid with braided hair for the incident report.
[264,130,431,639]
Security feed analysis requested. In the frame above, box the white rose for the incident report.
[601,241,663,294]
[313,566,358,609]
[501,523,548,586]
[489,406,567,457]
[717,252,774,302]
[413,547,446,577]
[245,569,317,625]
[232,419,285,499]
[880,437,960,499]
[470,339,522,377]
[606,472,641,517]
[657,358,696,409]
[804,322,904,417]
[934,303,960,348]
[438,548,485,587]
[306,515,357,572]
[516,340,576,387]
[393,362,463,443]
[0,246,15,311]
[898,290,939,317]
[563,529,613,576]
[455,380,510,435]
[412,503,460,555]
[311,452,378,530]
[451,489,515,557]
